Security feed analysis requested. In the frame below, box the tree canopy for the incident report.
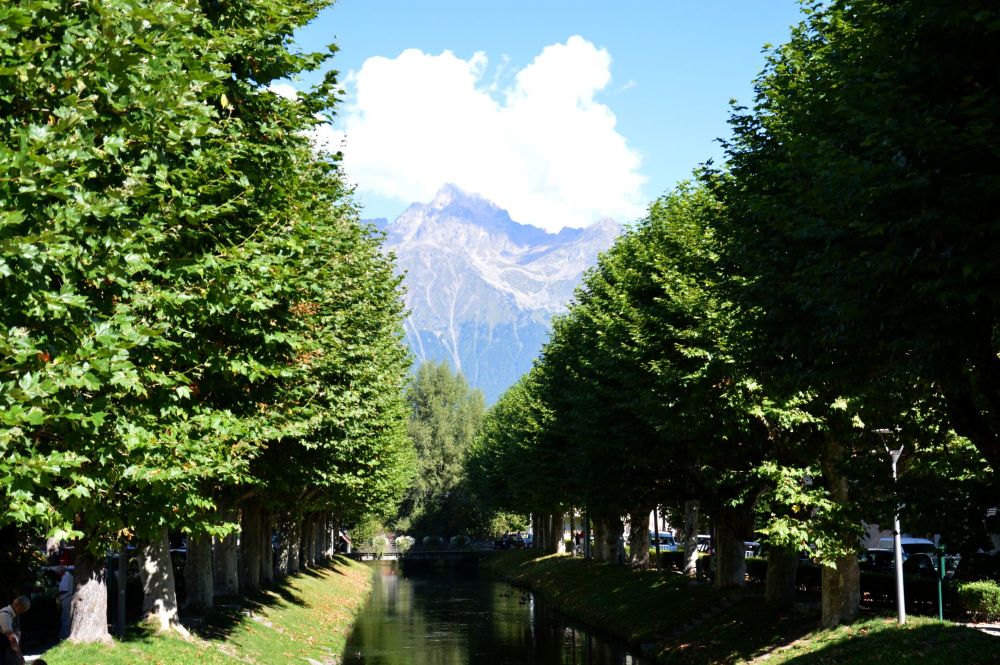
[1,0,413,640]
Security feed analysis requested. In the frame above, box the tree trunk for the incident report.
[326,515,340,559]
[592,516,608,562]
[820,434,861,626]
[185,533,214,609]
[610,517,625,565]
[596,514,624,565]
[288,516,302,573]
[260,511,274,584]
[140,528,181,633]
[765,546,800,607]
[69,548,112,644]
[821,555,861,627]
[714,504,752,589]
[548,512,565,554]
[653,506,661,569]
[683,500,700,579]
[214,503,240,598]
[275,517,291,577]
[298,519,308,569]
[240,502,262,593]
[584,511,592,560]
[327,515,340,558]
[569,511,576,551]
[303,517,317,568]
[316,515,327,563]
[628,506,651,569]
[312,515,323,563]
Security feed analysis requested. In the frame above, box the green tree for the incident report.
[398,361,484,536]
[0,0,257,640]
[1,0,412,640]
[720,0,1000,470]
[467,368,566,550]
[714,0,1000,623]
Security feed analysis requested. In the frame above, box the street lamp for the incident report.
[874,427,905,625]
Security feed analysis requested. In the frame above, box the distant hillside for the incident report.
[374,185,621,403]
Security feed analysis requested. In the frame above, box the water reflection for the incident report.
[343,561,653,665]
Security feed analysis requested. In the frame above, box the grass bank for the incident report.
[42,556,372,665]
[482,550,997,664]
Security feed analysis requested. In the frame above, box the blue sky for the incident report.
[291,1,803,231]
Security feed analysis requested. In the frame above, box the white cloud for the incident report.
[318,36,646,231]
[267,82,300,100]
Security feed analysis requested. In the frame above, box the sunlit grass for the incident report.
[43,556,373,665]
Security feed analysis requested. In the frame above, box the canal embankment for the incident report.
[482,550,998,664]
[38,555,373,665]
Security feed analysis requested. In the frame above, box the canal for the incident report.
[343,561,654,665]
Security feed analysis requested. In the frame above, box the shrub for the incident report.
[395,535,415,554]
[450,535,470,548]
[371,534,389,559]
[958,580,1000,622]
[422,536,443,549]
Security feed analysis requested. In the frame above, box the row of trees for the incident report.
[1,0,414,642]
[469,0,998,628]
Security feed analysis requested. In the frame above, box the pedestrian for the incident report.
[57,566,74,640]
[0,595,30,665]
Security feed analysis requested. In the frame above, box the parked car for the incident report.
[863,547,959,578]
[858,548,896,572]
[953,552,1000,583]
[744,541,762,558]
[875,536,936,559]
[902,552,939,578]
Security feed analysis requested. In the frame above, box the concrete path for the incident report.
[965,622,1000,637]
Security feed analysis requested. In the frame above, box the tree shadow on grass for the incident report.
[179,559,350,642]
[774,619,999,665]
[665,596,818,665]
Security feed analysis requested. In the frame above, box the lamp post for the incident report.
[875,427,905,625]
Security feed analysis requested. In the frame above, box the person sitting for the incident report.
[0,596,30,665]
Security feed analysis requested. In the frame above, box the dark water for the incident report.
[343,561,654,665]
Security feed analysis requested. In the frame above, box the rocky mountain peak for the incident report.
[377,187,621,402]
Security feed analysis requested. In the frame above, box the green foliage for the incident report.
[1,0,252,549]
[370,534,390,559]
[467,370,559,518]
[0,0,412,576]
[755,462,863,565]
[719,0,1000,470]
[348,516,384,548]
[473,183,780,541]
[957,580,1000,622]
[397,361,484,535]
[486,512,529,537]
[894,435,996,553]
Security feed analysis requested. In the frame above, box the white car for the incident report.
[875,536,937,560]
